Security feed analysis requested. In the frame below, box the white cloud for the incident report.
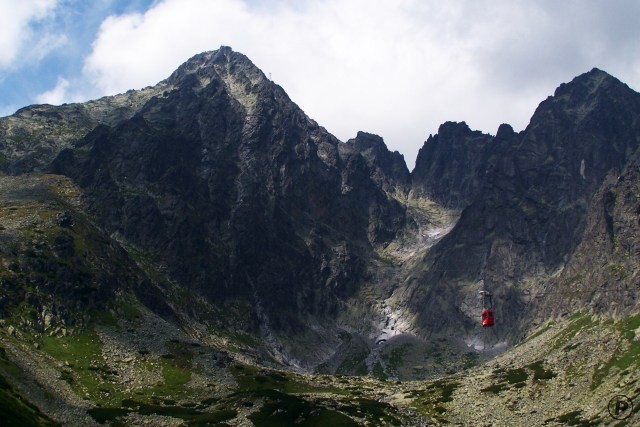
[0,0,60,69]
[79,0,640,167]
[30,33,69,65]
[83,0,253,94]
[36,76,69,105]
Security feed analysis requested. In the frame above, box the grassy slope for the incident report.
[1,310,638,426]
[425,312,640,426]
[0,348,58,427]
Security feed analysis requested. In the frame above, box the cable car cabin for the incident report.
[481,309,495,327]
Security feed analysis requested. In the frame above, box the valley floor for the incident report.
[1,307,639,426]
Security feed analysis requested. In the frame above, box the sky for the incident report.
[1,0,639,168]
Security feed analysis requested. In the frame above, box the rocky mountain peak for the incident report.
[553,67,619,98]
[495,123,516,139]
[404,64,640,352]
[436,120,471,136]
[42,45,412,349]
[349,131,387,156]
[343,131,410,195]
[530,67,640,131]
[162,47,273,118]
[410,121,493,208]
[167,46,254,80]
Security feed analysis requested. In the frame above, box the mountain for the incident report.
[402,68,640,345]
[0,48,639,425]
[46,48,410,365]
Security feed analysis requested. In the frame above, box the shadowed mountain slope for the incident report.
[48,48,406,346]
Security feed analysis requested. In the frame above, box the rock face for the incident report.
[344,131,411,196]
[48,47,406,340]
[411,121,495,208]
[403,68,640,345]
[534,152,640,319]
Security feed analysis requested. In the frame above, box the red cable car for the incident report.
[479,290,495,328]
[481,309,495,327]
